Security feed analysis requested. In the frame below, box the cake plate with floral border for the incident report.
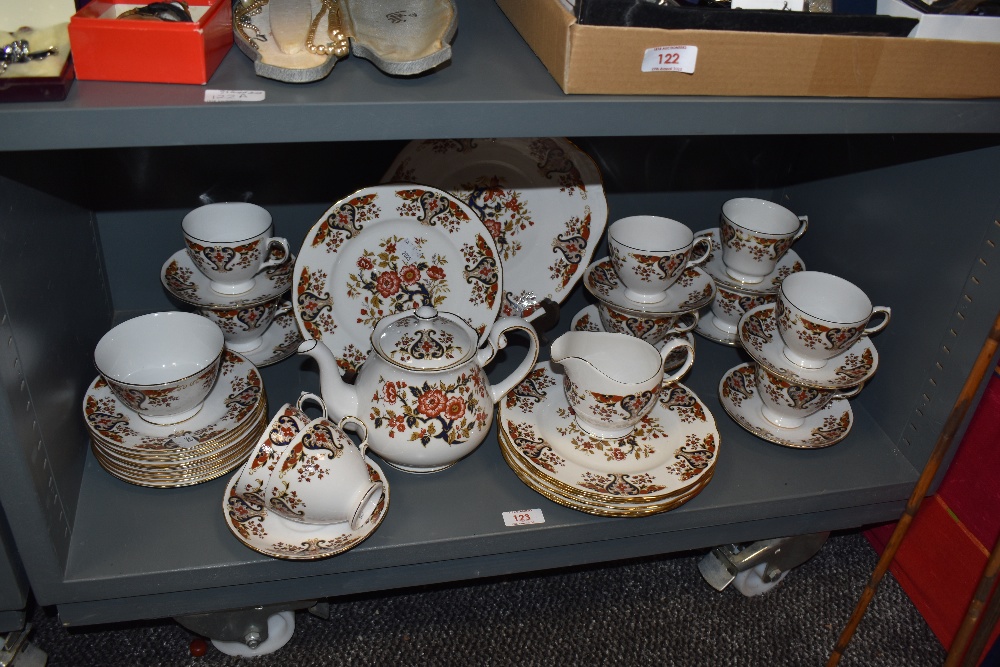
[718,363,855,449]
[497,361,719,504]
[738,304,879,389]
[223,455,389,561]
[293,184,502,375]
[382,138,608,321]
[582,258,715,317]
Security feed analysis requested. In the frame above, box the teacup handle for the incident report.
[658,338,695,386]
[274,300,293,318]
[792,215,809,243]
[296,391,328,419]
[864,306,891,336]
[687,235,713,268]
[477,317,540,404]
[668,311,700,335]
[338,415,369,457]
[258,237,291,272]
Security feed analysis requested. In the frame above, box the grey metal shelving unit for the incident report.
[0,0,998,628]
[0,510,28,633]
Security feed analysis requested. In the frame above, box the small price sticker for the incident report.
[396,237,424,265]
[502,508,545,527]
[641,46,698,75]
[204,90,266,103]
[172,434,201,449]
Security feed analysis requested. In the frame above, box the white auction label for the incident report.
[204,90,266,103]
[395,237,425,265]
[502,508,545,527]
[641,46,698,74]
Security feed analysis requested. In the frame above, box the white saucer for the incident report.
[161,249,293,309]
[694,309,740,347]
[569,304,695,371]
[237,312,303,368]
[83,350,264,454]
[223,456,389,560]
[738,304,878,389]
[694,228,805,293]
[718,363,854,449]
[498,361,719,503]
[582,258,715,316]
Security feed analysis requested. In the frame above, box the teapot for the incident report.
[299,305,539,473]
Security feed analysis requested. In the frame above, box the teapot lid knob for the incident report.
[415,305,438,320]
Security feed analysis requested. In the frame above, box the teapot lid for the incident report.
[371,305,477,371]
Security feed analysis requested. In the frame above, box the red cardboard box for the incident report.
[69,0,232,84]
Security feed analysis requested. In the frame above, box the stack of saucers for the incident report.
[498,360,719,517]
[84,348,268,487]
[160,202,303,368]
[719,271,890,449]
[578,215,715,369]
[692,198,807,346]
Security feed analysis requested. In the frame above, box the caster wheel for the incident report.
[732,562,788,597]
[210,611,295,657]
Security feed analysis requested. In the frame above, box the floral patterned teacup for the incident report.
[755,363,862,428]
[551,331,694,439]
[199,298,292,353]
[709,282,777,335]
[719,198,807,284]
[608,215,711,304]
[777,271,890,369]
[267,411,383,529]
[182,202,290,296]
[596,301,698,345]
[93,312,224,425]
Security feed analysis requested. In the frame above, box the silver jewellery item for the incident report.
[0,40,58,76]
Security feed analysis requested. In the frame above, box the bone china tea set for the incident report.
[82,138,891,559]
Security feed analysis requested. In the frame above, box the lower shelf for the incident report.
[50,335,919,625]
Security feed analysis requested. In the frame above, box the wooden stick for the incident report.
[827,312,1000,667]
[947,530,1000,666]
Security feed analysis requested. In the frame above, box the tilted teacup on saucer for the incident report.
[718,198,808,285]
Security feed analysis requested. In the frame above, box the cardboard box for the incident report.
[496,0,1000,98]
[69,0,232,84]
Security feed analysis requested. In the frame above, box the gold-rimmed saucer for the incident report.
[499,429,715,517]
[498,361,719,505]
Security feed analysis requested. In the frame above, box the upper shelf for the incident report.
[3,0,1000,152]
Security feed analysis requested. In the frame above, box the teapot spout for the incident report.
[297,339,359,420]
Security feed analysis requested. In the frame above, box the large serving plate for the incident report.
[498,361,719,504]
[383,138,607,320]
[293,184,502,374]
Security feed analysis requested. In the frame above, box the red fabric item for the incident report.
[864,367,1000,659]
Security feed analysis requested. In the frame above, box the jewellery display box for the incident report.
[496,0,1000,98]
[0,0,76,103]
[68,0,232,84]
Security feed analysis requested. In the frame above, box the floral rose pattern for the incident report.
[311,193,380,251]
[369,370,490,447]
[505,367,557,413]
[549,211,591,292]
[345,235,450,329]
[186,238,262,276]
[458,175,534,263]
[555,406,663,462]
[720,220,793,264]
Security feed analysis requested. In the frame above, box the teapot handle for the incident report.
[477,317,540,404]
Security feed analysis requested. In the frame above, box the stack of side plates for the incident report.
[82,350,268,488]
[497,362,719,517]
